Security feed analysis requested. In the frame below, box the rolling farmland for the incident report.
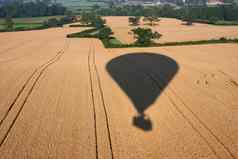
[0,19,238,159]
[56,0,111,10]
[105,16,238,44]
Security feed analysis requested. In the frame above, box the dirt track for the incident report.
[0,28,238,159]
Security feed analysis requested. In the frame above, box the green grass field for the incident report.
[13,23,43,29]
[0,23,45,31]
[0,16,61,32]
[0,16,65,31]
[57,0,111,11]
[0,16,64,25]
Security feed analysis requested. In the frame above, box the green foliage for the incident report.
[4,16,14,30]
[0,16,64,25]
[80,12,105,28]
[67,28,98,38]
[129,16,141,26]
[132,27,162,46]
[152,31,162,39]
[43,18,60,27]
[143,16,160,26]
[92,4,100,11]
[108,38,123,45]
[209,16,220,23]
[0,14,76,32]
[69,24,92,27]
[0,0,66,18]
[101,37,238,48]
[98,27,113,39]
[96,4,238,23]
[66,27,238,48]
[64,10,73,16]
[214,20,238,25]
[58,0,112,11]
[96,5,178,17]
[101,37,126,48]
[67,26,112,39]
[80,12,92,25]
[92,16,106,29]
[0,22,47,32]
[59,16,76,25]
[43,16,75,27]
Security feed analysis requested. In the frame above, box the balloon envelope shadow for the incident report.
[106,53,179,131]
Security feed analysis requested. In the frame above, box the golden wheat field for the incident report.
[0,19,237,159]
[105,16,238,43]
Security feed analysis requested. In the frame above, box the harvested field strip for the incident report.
[0,39,70,146]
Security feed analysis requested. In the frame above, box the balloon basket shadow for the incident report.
[133,114,152,131]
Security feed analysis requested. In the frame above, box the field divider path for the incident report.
[0,39,70,147]
[88,39,114,159]
[118,54,235,159]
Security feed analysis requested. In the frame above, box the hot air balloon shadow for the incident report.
[106,53,179,131]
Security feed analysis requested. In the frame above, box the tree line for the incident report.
[77,12,161,46]
[0,0,66,18]
[95,3,238,21]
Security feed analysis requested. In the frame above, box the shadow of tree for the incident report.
[106,53,179,131]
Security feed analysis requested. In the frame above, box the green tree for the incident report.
[44,18,59,27]
[64,10,73,16]
[59,16,75,26]
[131,27,162,45]
[129,16,141,26]
[184,0,193,25]
[0,0,66,18]
[92,16,106,29]
[92,4,100,11]
[80,12,105,28]
[98,27,113,39]
[4,16,14,30]
[80,12,91,25]
[143,16,160,26]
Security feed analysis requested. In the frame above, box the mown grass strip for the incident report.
[69,24,93,27]
[0,23,48,32]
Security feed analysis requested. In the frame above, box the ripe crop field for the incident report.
[0,23,238,158]
[105,16,238,44]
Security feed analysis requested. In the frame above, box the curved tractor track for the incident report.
[0,39,70,146]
